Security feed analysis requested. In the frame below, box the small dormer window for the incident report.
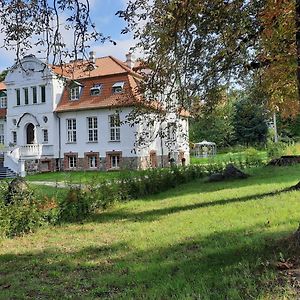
[69,82,82,101]
[112,82,125,94]
[0,91,7,108]
[90,84,102,96]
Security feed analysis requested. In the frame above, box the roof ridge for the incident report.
[108,56,143,79]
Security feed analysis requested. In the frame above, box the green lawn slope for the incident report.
[1,165,300,299]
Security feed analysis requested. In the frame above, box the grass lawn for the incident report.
[1,165,300,299]
[26,169,142,183]
[191,150,268,165]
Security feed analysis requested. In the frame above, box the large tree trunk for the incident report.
[297,0,300,97]
[295,0,300,238]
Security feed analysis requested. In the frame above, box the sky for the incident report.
[0,0,137,70]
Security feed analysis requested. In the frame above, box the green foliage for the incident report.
[266,141,287,159]
[190,93,236,148]
[0,70,7,82]
[192,148,267,169]
[234,97,268,146]
[0,184,43,238]
[1,165,300,299]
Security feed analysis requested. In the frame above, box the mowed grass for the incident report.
[1,165,300,299]
[26,169,141,183]
[191,150,267,165]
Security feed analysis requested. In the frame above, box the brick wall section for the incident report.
[39,159,55,172]
[63,152,78,170]
[84,152,100,170]
[105,151,122,170]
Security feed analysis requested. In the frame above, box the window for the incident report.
[110,155,120,169]
[87,117,98,142]
[32,86,37,104]
[12,131,17,144]
[40,85,46,103]
[24,88,29,105]
[109,114,120,141]
[0,96,7,108]
[67,119,76,143]
[90,84,102,96]
[112,82,124,94]
[68,156,77,169]
[16,89,20,105]
[0,124,4,144]
[89,156,97,168]
[42,129,48,143]
[70,86,81,100]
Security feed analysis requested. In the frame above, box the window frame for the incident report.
[42,129,48,143]
[90,84,102,96]
[70,86,81,101]
[112,82,125,94]
[12,131,17,144]
[110,155,120,169]
[66,119,77,143]
[0,124,4,144]
[32,86,37,104]
[87,117,98,142]
[0,96,7,108]
[88,155,98,168]
[109,114,120,142]
[16,89,20,106]
[24,87,29,105]
[40,85,46,103]
[68,156,77,169]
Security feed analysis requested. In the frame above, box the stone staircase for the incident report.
[0,167,17,179]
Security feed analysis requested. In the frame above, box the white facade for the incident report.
[2,55,190,175]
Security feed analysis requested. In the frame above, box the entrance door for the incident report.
[26,123,35,144]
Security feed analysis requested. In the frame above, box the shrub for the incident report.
[0,185,43,238]
[284,143,300,156]
[57,187,94,222]
[267,141,286,159]
[244,147,263,167]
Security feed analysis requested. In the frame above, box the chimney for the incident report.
[89,51,96,63]
[126,53,135,69]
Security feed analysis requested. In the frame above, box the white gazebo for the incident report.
[194,140,217,158]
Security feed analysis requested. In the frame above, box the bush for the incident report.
[244,147,263,167]
[0,184,43,238]
[57,187,94,222]
[267,141,286,159]
[284,143,300,156]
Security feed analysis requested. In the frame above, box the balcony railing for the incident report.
[20,144,54,158]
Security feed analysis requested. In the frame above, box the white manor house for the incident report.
[0,53,189,177]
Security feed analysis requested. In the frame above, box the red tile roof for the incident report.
[0,82,6,90]
[55,73,140,112]
[52,56,142,80]
[0,108,6,118]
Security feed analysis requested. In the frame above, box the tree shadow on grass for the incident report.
[0,223,296,299]
[135,165,300,203]
[90,187,298,224]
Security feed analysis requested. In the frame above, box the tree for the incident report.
[234,97,268,146]
[119,1,299,114]
[0,1,110,65]
[190,87,235,148]
[0,70,7,82]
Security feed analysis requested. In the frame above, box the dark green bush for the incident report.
[0,186,43,238]
[57,187,93,222]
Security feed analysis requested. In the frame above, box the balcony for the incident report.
[20,144,54,158]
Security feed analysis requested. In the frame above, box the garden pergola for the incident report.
[194,140,217,158]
